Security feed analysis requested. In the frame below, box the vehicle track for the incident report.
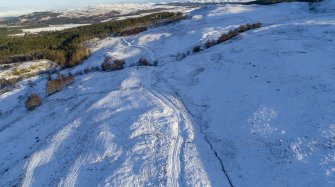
[148,90,185,187]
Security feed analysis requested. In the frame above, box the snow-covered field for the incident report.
[1,1,335,186]
[21,24,89,34]
[3,3,195,35]
[0,60,56,82]
[60,3,193,18]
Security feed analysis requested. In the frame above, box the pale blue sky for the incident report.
[0,0,168,17]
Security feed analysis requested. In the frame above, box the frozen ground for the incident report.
[21,24,89,34]
[60,3,193,19]
[1,1,335,186]
[2,3,195,34]
[0,60,56,84]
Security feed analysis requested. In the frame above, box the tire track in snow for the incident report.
[121,37,155,62]
[151,71,234,187]
[148,90,183,187]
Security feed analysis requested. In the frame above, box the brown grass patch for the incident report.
[46,74,74,95]
[25,94,42,110]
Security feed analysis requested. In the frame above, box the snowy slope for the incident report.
[60,3,193,19]
[186,0,252,3]
[1,1,335,186]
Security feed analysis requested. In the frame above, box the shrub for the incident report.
[176,52,186,61]
[102,58,125,71]
[238,24,250,32]
[46,74,74,95]
[0,77,23,89]
[74,70,83,76]
[27,81,36,88]
[192,45,202,53]
[205,39,216,49]
[104,56,113,63]
[112,59,125,70]
[217,29,240,43]
[120,27,148,36]
[66,47,90,68]
[84,67,91,74]
[25,94,42,110]
[94,66,100,71]
[46,50,66,66]
[101,61,113,71]
[251,23,262,29]
[138,57,151,66]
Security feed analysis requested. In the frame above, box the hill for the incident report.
[1,0,335,186]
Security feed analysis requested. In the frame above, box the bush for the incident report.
[217,29,240,43]
[192,45,202,53]
[101,61,112,71]
[120,27,148,36]
[112,59,125,70]
[74,70,83,76]
[205,39,216,49]
[84,67,91,74]
[251,23,262,29]
[0,77,21,89]
[94,66,100,71]
[104,56,113,63]
[102,58,125,71]
[27,80,36,88]
[176,52,186,61]
[238,24,251,32]
[66,47,90,68]
[25,94,42,110]
[138,57,151,66]
[46,74,74,95]
[46,50,66,66]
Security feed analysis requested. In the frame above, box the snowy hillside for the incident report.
[59,3,192,19]
[0,3,194,29]
[186,0,252,3]
[1,0,335,186]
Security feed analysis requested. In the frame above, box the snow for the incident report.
[21,24,89,34]
[0,60,56,81]
[60,3,193,19]
[7,3,195,35]
[1,1,335,186]
[8,33,25,37]
[186,0,252,3]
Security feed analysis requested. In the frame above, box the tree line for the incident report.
[0,12,183,68]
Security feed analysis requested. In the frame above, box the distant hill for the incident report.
[0,3,192,27]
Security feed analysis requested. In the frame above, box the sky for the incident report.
[0,0,166,17]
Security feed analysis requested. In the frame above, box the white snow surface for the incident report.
[21,24,89,34]
[186,0,252,3]
[60,3,193,19]
[0,60,56,81]
[1,1,335,186]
